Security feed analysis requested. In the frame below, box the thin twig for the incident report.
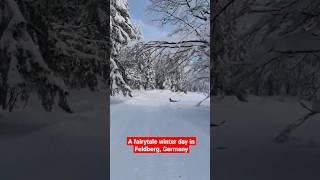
[274,101,319,143]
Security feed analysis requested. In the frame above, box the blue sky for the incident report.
[128,0,172,41]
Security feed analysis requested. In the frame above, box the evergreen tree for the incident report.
[0,0,72,112]
[45,0,109,91]
[110,0,137,96]
[0,0,110,112]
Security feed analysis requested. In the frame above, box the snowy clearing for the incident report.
[111,90,210,180]
[213,96,320,180]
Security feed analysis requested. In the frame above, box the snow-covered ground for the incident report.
[0,90,108,180]
[111,90,210,180]
[213,96,320,180]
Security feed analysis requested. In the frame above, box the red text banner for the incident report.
[126,137,197,154]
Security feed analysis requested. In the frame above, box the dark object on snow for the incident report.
[210,120,226,127]
[169,98,179,102]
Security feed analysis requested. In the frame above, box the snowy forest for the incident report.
[212,0,320,142]
[213,0,320,179]
[111,0,210,100]
[0,0,110,112]
[0,0,210,113]
[213,0,320,104]
[0,0,210,179]
[110,1,210,179]
[1,0,320,179]
[0,1,110,178]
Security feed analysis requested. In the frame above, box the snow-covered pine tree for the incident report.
[42,0,109,91]
[0,0,72,112]
[110,0,137,96]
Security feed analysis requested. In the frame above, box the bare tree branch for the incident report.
[212,0,236,21]
[274,101,319,143]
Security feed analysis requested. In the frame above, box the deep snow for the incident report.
[0,90,108,180]
[111,90,210,180]
[213,96,320,180]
